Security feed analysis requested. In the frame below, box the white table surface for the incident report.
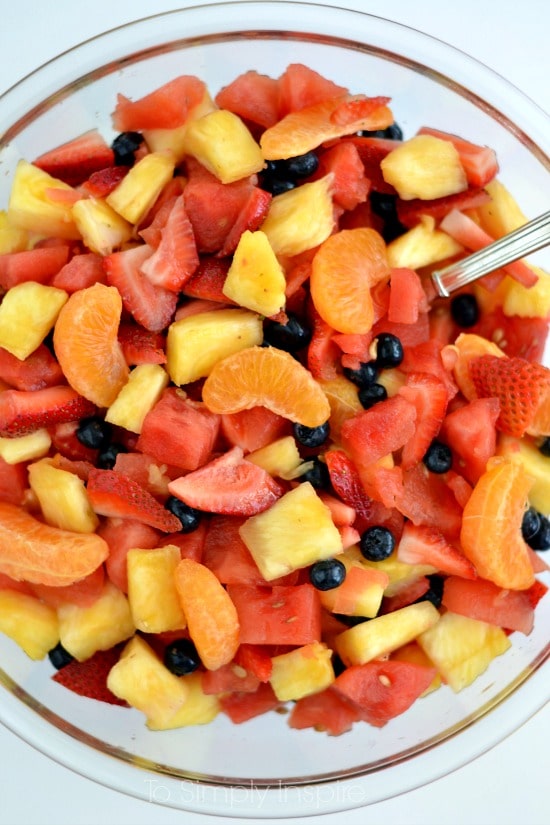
[0,1,548,823]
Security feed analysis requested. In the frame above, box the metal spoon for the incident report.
[431,209,550,298]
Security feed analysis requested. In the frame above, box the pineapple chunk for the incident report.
[497,435,550,513]
[417,610,511,692]
[127,545,187,634]
[143,89,218,163]
[148,671,220,730]
[107,635,190,729]
[239,481,343,581]
[72,197,133,256]
[501,266,550,319]
[28,458,99,533]
[105,364,169,434]
[349,546,436,597]
[0,428,51,464]
[318,376,362,441]
[106,151,176,224]
[386,215,463,270]
[0,589,59,660]
[380,135,468,200]
[181,109,264,183]
[0,209,29,253]
[334,601,440,666]
[223,230,286,317]
[376,367,407,397]
[270,641,334,701]
[58,580,135,661]
[166,308,263,386]
[247,435,302,479]
[260,175,334,257]
[475,179,528,238]
[7,160,80,240]
[0,281,68,360]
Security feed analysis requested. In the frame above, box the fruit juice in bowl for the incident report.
[0,1,549,817]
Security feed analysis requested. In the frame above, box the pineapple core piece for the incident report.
[0,280,68,360]
[380,134,468,200]
[223,229,286,317]
[239,481,343,581]
[0,589,59,660]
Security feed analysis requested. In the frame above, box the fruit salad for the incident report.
[0,62,548,736]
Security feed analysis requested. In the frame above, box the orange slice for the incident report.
[202,345,331,427]
[310,228,389,334]
[53,282,129,407]
[460,458,535,590]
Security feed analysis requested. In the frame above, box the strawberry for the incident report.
[396,186,491,229]
[52,645,128,705]
[397,521,477,579]
[217,186,272,257]
[182,256,234,303]
[80,166,129,198]
[140,195,199,292]
[86,468,182,532]
[469,354,550,437]
[398,372,449,469]
[0,386,95,437]
[103,244,178,333]
[167,445,285,517]
[33,129,115,187]
[117,323,167,365]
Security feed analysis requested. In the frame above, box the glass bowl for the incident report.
[0,1,548,818]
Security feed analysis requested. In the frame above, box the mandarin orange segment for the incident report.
[201,345,331,427]
[53,282,129,408]
[310,228,390,334]
[260,95,394,160]
[174,558,240,670]
[450,332,506,401]
[460,458,535,590]
[0,501,109,587]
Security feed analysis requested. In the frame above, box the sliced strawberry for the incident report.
[397,521,477,579]
[306,303,340,380]
[167,446,285,517]
[0,245,70,289]
[51,252,106,293]
[217,186,272,257]
[140,196,199,292]
[182,256,234,303]
[33,129,115,187]
[103,243,177,333]
[49,420,99,463]
[469,354,550,437]
[138,194,178,249]
[0,344,64,391]
[52,645,128,705]
[86,468,182,533]
[80,166,129,198]
[117,323,166,365]
[417,126,499,188]
[0,386,95,437]
[398,372,449,469]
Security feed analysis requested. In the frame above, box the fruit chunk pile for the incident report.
[0,62,549,736]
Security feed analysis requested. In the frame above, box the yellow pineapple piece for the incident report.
[143,90,218,163]
[0,209,29,253]
[380,134,468,200]
[105,364,169,434]
[376,367,407,397]
[239,481,343,581]
[223,230,286,317]
[127,545,187,634]
[0,281,68,360]
[148,671,220,730]
[334,601,440,666]
[181,109,264,183]
[72,197,133,256]
[166,308,263,386]
[58,580,135,661]
[7,160,80,240]
[270,641,334,702]
[247,435,302,479]
[106,151,176,224]
[319,376,362,441]
[475,179,528,238]
[348,545,436,597]
[500,266,550,319]
[28,458,99,533]
[0,589,59,660]
[107,635,190,729]
[386,215,463,270]
[417,610,511,692]
[0,428,51,464]
[260,175,334,257]
[497,434,550,514]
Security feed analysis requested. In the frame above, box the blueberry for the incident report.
[359,122,404,141]
[359,525,395,561]
[259,175,296,196]
[284,151,319,178]
[415,574,445,609]
[164,496,202,533]
[374,333,404,368]
[538,437,550,457]
[48,642,74,670]
[97,441,127,469]
[450,293,479,328]
[76,416,112,450]
[526,513,550,551]
[293,421,330,448]
[522,507,541,542]
[369,191,407,242]
[343,360,378,387]
[263,314,311,352]
[259,152,319,194]
[358,382,387,409]
[300,457,331,490]
[309,558,346,591]
[164,638,201,675]
[111,131,144,166]
[423,440,452,474]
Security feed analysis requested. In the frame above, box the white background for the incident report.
[0,1,549,824]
